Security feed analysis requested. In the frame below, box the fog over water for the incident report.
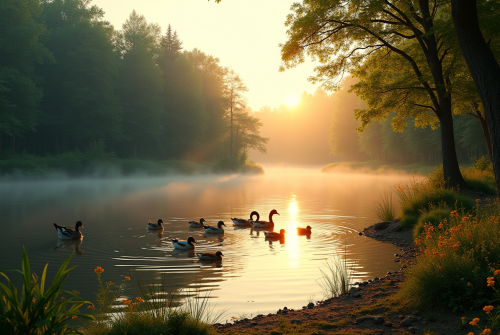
[0,167,421,317]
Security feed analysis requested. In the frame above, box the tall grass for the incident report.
[84,272,225,335]
[372,191,399,221]
[317,249,355,299]
[0,248,94,335]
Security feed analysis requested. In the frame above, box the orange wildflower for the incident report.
[72,315,78,319]
[94,266,104,275]
[438,223,443,229]
[462,216,469,222]
[87,304,95,309]
[487,277,495,286]
[469,317,480,326]
[136,297,144,303]
[124,276,131,281]
[32,298,36,303]
[483,305,494,314]
[494,270,500,276]
[483,329,491,334]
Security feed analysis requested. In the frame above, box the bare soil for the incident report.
[214,220,471,334]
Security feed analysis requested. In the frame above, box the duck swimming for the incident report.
[232,211,259,226]
[297,226,312,235]
[196,251,224,261]
[252,209,279,228]
[203,220,226,234]
[189,218,205,228]
[53,221,84,240]
[148,219,164,230]
[172,236,196,249]
[264,229,286,240]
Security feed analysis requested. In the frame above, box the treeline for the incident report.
[0,0,266,164]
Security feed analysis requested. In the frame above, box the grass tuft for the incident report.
[372,190,399,221]
[317,248,355,299]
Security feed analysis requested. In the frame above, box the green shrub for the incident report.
[0,248,94,335]
[372,191,399,221]
[400,204,500,311]
[413,207,451,238]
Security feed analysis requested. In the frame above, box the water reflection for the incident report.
[0,167,422,317]
[54,238,84,255]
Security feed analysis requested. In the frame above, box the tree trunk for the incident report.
[451,0,500,196]
[476,112,493,162]
[439,110,467,189]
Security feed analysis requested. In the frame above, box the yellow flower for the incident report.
[124,276,131,281]
[483,305,494,314]
[94,266,104,274]
[469,317,480,326]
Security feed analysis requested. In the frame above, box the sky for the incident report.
[92,0,320,111]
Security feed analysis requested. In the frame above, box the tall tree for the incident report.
[36,0,122,153]
[0,0,50,154]
[224,70,248,158]
[280,0,467,188]
[451,0,500,195]
[161,24,183,60]
[233,108,268,160]
[115,10,163,158]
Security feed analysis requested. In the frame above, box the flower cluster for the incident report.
[94,266,104,275]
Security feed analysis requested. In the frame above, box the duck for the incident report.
[252,209,280,228]
[264,229,286,240]
[232,211,260,226]
[148,218,164,230]
[189,218,206,228]
[297,226,312,235]
[53,221,84,240]
[196,251,224,261]
[172,236,196,249]
[203,220,226,234]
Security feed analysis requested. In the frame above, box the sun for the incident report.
[286,95,299,106]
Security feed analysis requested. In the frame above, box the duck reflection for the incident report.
[172,248,196,258]
[54,238,84,255]
[147,228,164,238]
[204,233,224,244]
[266,237,285,248]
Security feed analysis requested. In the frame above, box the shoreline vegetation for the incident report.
[0,150,264,181]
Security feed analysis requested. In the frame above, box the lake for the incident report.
[0,167,418,320]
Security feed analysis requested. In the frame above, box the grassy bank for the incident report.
[0,150,263,180]
[321,160,442,175]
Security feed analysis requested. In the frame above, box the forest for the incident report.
[0,0,267,174]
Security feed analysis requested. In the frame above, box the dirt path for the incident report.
[214,220,468,334]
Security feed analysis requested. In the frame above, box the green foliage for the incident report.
[372,191,399,222]
[473,156,492,171]
[400,203,500,311]
[414,207,451,238]
[0,248,94,335]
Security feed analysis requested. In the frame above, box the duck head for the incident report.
[187,236,196,244]
[76,221,84,229]
[215,251,224,257]
[157,219,163,226]
[270,209,280,216]
[250,211,260,221]
[217,221,226,228]
[279,229,286,235]
[200,218,205,224]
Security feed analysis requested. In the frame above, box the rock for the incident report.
[401,316,418,327]
[394,225,403,232]
[291,319,301,324]
[385,321,393,327]
[349,287,358,293]
[352,292,362,298]
[409,326,418,333]
[374,221,391,230]
[307,302,314,309]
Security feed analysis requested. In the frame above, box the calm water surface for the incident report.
[0,167,418,318]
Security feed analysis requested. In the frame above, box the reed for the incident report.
[371,190,399,221]
[0,248,94,335]
[317,249,355,299]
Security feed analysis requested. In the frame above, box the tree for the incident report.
[36,0,122,153]
[451,0,500,195]
[161,24,183,60]
[0,0,50,154]
[280,0,467,188]
[233,108,268,160]
[115,10,164,158]
[224,70,248,158]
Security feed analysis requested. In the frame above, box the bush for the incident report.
[413,206,451,238]
[400,203,500,312]
[372,191,399,222]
